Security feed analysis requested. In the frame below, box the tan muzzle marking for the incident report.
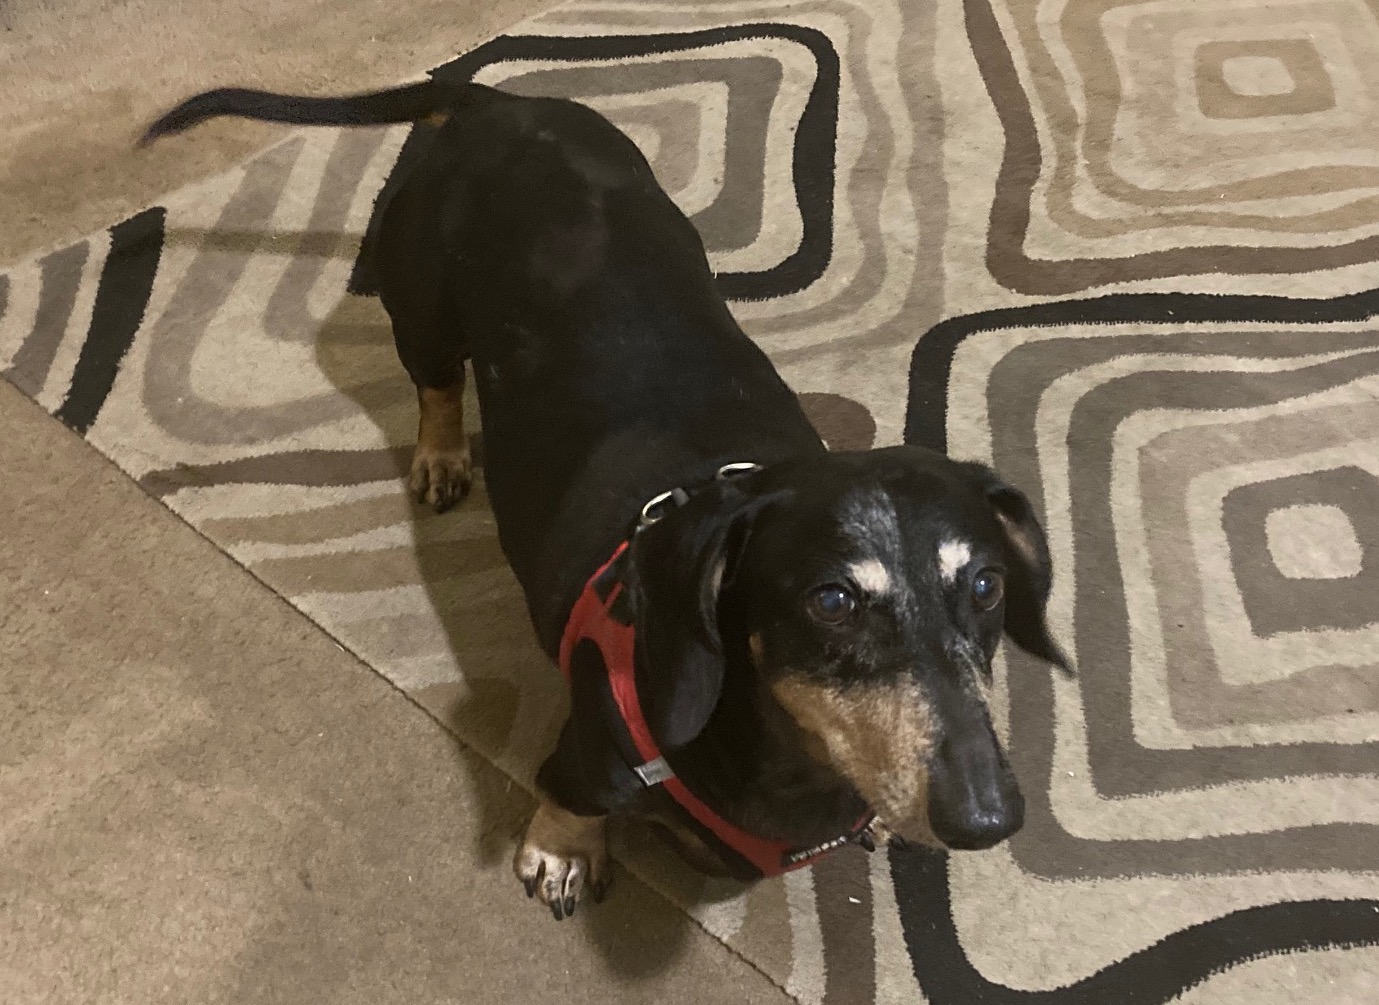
[771,675,937,841]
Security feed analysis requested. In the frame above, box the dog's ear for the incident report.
[631,481,783,749]
[959,463,1073,674]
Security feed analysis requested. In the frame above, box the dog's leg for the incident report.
[513,797,609,920]
[374,167,474,514]
[410,375,473,512]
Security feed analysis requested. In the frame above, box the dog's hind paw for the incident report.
[408,445,472,513]
[513,801,609,920]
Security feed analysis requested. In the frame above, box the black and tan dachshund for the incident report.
[142,79,1071,919]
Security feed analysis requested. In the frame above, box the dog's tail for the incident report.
[138,80,506,147]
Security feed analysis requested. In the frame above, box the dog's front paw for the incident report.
[513,801,609,920]
[409,444,472,513]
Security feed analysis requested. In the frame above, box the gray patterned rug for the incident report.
[3,0,1377,1001]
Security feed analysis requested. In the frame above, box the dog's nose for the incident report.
[926,728,1026,850]
[929,787,1024,850]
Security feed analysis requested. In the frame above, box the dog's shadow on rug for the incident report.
[310,292,756,975]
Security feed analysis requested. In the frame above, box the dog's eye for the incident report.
[805,584,858,626]
[971,570,1004,612]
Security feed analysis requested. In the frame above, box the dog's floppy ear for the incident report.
[631,480,783,749]
[959,463,1073,674]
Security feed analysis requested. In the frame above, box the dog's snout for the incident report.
[930,786,1024,850]
[927,731,1025,851]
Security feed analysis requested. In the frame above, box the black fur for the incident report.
[139,81,493,145]
[143,81,1071,873]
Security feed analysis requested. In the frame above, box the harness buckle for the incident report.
[633,756,675,786]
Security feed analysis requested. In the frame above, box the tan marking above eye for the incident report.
[847,558,892,594]
[938,539,972,583]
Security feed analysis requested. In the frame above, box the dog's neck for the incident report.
[673,629,869,849]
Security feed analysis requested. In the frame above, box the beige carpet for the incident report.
[1,0,788,1002]
[4,0,1379,1002]
[0,381,787,1005]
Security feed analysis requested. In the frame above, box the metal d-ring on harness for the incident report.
[636,461,764,532]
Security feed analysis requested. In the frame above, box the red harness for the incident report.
[558,540,871,879]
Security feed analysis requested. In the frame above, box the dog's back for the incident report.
[141,80,822,636]
[392,95,820,616]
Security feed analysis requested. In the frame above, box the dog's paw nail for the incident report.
[515,806,606,918]
[858,831,876,853]
[409,451,472,514]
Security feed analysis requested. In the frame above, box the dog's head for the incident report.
[630,446,1070,851]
